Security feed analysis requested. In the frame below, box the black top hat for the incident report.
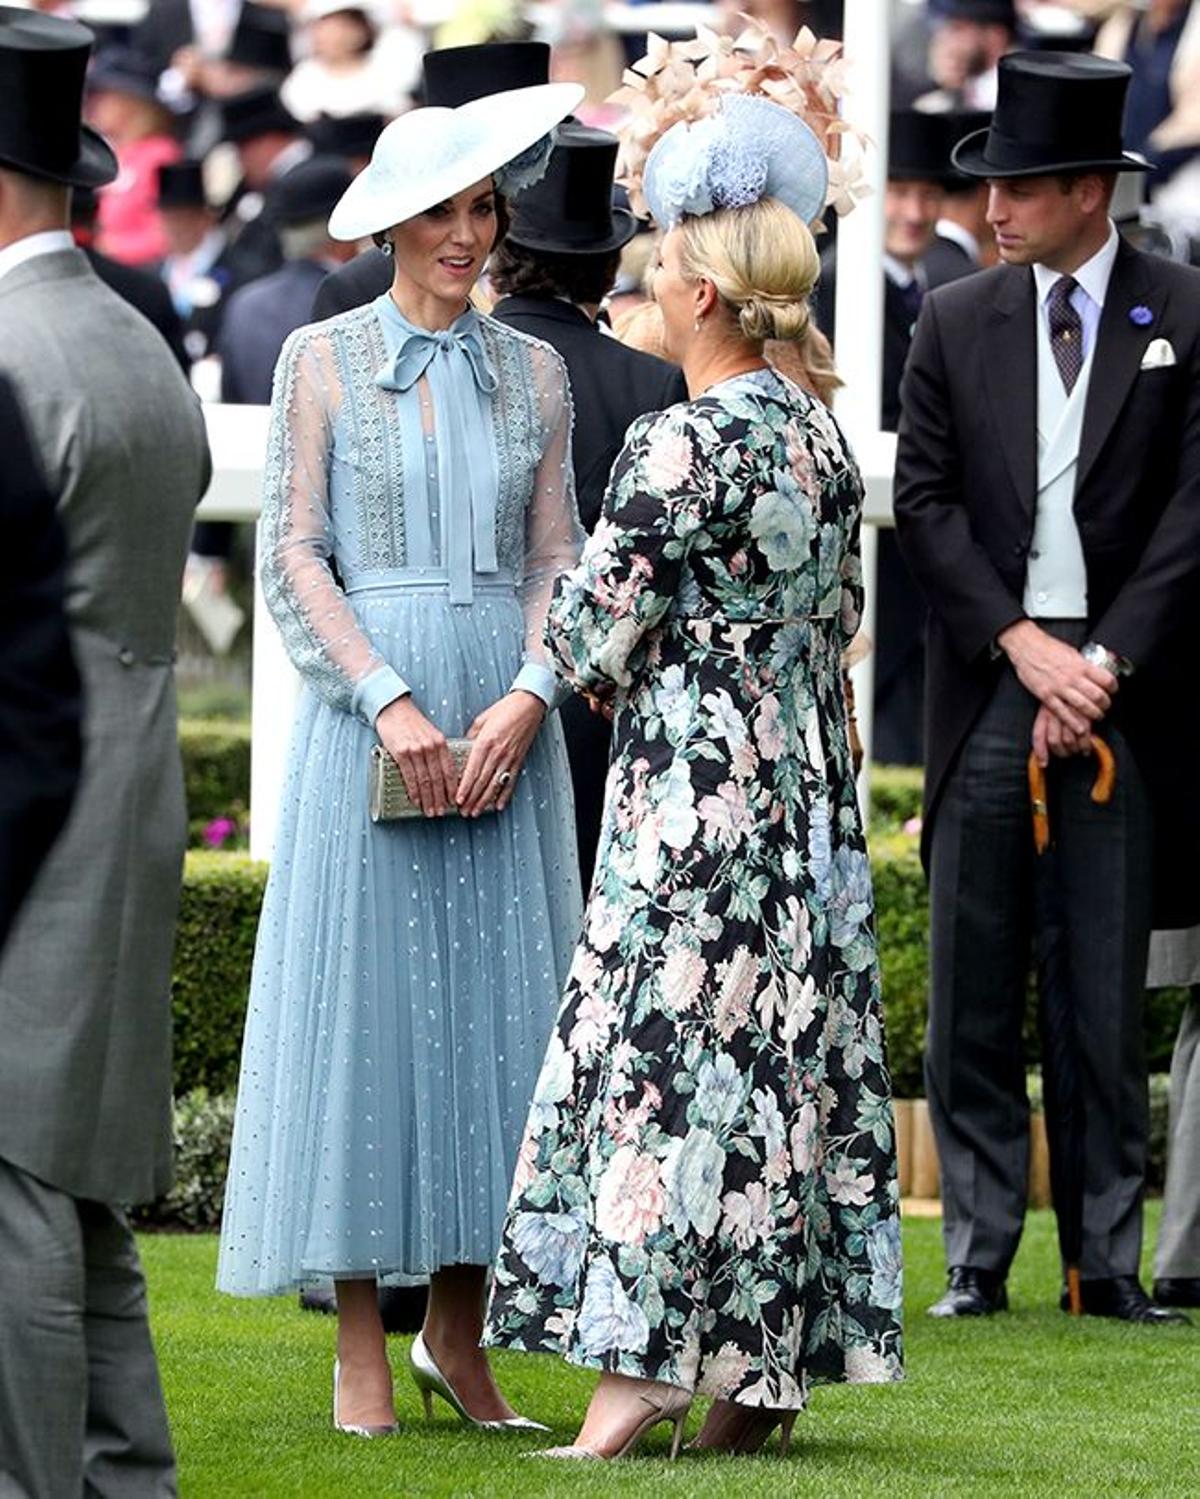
[942,110,991,191]
[929,0,1015,25]
[0,6,116,188]
[952,51,1150,178]
[889,111,958,185]
[507,124,635,257]
[88,45,165,105]
[420,41,550,109]
[158,159,208,209]
[305,111,385,160]
[221,86,298,145]
[226,3,293,74]
[266,153,352,224]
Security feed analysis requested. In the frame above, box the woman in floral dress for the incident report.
[484,94,903,1459]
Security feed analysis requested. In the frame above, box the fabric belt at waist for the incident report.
[343,567,517,598]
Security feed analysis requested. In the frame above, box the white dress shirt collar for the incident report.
[935,218,980,263]
[0,229,75,286]
[883,253,924,290]
[1032,220,1119,310]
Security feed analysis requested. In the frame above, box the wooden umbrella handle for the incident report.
[1027,754,1050,854]
[1090,734,1116,804]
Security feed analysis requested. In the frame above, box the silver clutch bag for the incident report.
[368,740,477,822]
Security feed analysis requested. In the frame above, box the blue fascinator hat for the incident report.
[643,94,829,229]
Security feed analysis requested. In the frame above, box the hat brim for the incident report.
[950,127,1151,178]
[507,208,637,256]
[329,83,583,241]
[0,125,118,190]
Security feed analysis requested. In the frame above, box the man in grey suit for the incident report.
[0,11,212,1496]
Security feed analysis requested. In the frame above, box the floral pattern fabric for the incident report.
[483,369,903,1406]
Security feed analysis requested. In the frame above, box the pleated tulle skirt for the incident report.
[217,581,582,1295]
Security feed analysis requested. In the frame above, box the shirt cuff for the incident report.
[353,663,410,725]
[510,660,559,710]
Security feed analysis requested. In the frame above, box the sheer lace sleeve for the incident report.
[509,341,585,708]
[259,328,409,724]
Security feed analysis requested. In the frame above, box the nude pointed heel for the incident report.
[529,1382,693,1461]
[778,1411,798,1455]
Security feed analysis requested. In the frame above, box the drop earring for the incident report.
[380,237,394,258]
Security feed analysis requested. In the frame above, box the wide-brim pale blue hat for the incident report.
[328,81,583,240]
[643,93,829,230]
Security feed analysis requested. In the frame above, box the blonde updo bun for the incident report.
[738,295,811,344]
[677,196,820,345]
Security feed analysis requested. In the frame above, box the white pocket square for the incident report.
[1140,337,1177,370]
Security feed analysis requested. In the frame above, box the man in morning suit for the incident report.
[894,51,1200,1325]
[0,10,212,1495]
[488,122,687,885]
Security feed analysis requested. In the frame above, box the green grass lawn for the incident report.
[143,1206,1198,1498]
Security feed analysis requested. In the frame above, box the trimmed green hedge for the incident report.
[870,764,925,834]
[173,851,267,1095]
[180,718,250,846]
[171,835,1186,1104]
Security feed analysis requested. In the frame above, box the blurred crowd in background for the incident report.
[18,0,1198,653]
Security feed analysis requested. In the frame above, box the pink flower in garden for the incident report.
[203,816,237,848]
[903,815,923,836]
[595,1145,666,1245]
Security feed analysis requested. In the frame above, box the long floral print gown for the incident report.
[483,368,903,1407]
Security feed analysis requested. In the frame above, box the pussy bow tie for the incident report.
[374,325,498,395]
[374,323,499,604]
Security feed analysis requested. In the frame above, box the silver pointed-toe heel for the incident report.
[332,1359,398,1438]
[528,1382,692,1461]
[408,1331,549,1432]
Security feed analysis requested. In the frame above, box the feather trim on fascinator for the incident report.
[609,17,867,227]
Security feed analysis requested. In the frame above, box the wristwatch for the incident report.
[1081,641,1134,678]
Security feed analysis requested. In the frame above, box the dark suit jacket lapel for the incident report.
[981,266,1038,517]
[1077,240,1162,495]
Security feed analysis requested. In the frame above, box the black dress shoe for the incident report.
[1153,1277,1200,1309]
[299,1283,429,1334]
[1060,1275,1191,1324]
[928,1266,1008,1318]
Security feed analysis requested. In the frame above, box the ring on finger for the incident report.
[495,769,512,788]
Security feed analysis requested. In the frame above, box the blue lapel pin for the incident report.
[1128,304,1153,327]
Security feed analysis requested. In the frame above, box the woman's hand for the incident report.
[456,691,546,817]
[376,696,458,817]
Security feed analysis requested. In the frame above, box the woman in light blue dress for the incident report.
[217,83,585,1435]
